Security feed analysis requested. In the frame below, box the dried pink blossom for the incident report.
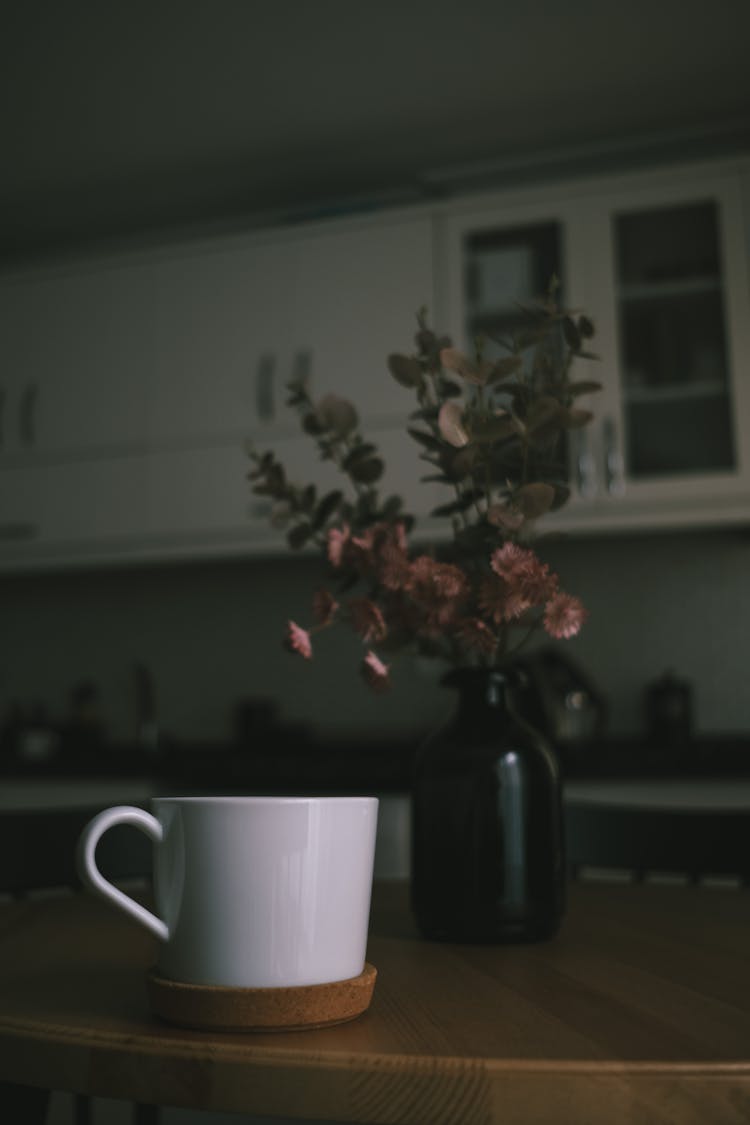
[405,557,470,634]
[501,585,535,621]
[408,556,469,602]
[360,650,391,692]
[362,520,412,590]
[378,545,411,590]
[490,543,538,582]
[326,524,351,568]
[351,526,376,552]
[312,588,339,627]
[348,598,388,643]
[285,620,312,659]
[476,572,538,624]
[490,543,557,610]
[392,521,409,552]
[456,617,498,656]
[477,575,509,625]
[543,593,588,639]
[347,526,379,574]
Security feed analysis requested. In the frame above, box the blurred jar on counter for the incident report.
[645,670,693,747]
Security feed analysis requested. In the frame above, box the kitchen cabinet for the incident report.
[142,210,436,554]
[0,255,156,558]
[147,234,295,447]
[147,210,434,449]
[436,160,750,532]
[0,209,437,569]
[286,215,433,424]
[0,259,154,462]
[0,456,153,569]
[143,425,443,562]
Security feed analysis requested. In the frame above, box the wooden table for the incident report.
[1,881,750,1125]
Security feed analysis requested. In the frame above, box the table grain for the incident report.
[1,881,749,1124]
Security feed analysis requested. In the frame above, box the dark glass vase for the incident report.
[411,667,565,942]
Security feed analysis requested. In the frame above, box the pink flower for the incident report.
[490,542,533,580]
[348,598,388,643]
[543,593,587,639]
[377,539,412,590]
[360,650,391,692]
[392,521,409,552]
[351,527,377,553]
[489,543,557,616]
[327,524,351,568]
[476,575,506,625]
[312,588,339,627]
[407,556,469,603]
[405,556,470,635]
[375,523,412,591]
[456,617,497,656]
[346,526,381,575]
[285,620,312,659]
[491,543,555,598]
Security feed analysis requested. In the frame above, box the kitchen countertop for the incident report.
[2,732,750,790]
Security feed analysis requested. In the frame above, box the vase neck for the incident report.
[451,670,513,725]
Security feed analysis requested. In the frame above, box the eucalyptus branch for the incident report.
[258,297,600,689]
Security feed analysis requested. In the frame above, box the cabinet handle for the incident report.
[255,355,275,422]
[0,387,5,449]
[574,429,597,499]
[603,417,626,496]
[19,383,38,447]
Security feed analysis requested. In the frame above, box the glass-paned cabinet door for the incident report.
[614,199,734,478]
[464,221,562,355]
[588,171,750,521]
[438,200,594,511]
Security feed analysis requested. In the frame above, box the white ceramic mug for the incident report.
[77,795,378,989]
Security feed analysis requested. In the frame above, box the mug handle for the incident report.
[77,805,170,942]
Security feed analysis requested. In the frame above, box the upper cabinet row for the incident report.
[0,213,436,567]
[1,158,749,570]
[0,214,431,460]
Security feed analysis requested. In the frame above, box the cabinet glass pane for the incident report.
[614,201,734,478]
[463,222,568,485]
[465,222,561,350]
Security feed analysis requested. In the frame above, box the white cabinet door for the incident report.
[438,162,750,535]
[288,215,435,425]
[147,212,434,453]
[143,436,350,557]
[0,260,153,461]
[148,236,296,448]
[141,426,445,556]
[562,172,750,531]
[435,193,594,531]
[0,455,153,571]
[140,213,437,557]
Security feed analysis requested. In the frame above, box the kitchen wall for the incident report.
[2,524,750,746]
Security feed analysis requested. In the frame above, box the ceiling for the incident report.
[2,0,750,263]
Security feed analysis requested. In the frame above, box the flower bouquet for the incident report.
[248,280,601,691]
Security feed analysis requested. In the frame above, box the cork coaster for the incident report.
[147,963,377,1032]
